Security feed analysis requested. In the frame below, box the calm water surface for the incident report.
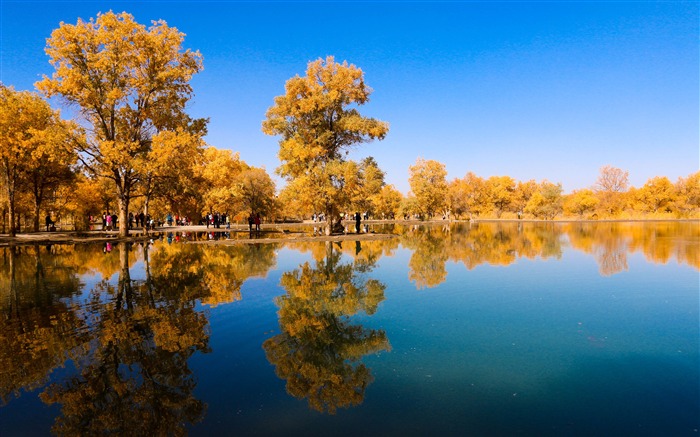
[1,222,698,436]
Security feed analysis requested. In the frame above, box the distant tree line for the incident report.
[1,12,697,236]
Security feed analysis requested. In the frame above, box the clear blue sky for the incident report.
[2,1,698,194]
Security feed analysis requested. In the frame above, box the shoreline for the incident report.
[0,218,697,247]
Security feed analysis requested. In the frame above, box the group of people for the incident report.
[204,212,230,229]
[166,213,190,226]
[92,211,156,231]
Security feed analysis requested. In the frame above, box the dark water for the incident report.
[1,222,698,436]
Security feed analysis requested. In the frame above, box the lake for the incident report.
[1,221,698,436]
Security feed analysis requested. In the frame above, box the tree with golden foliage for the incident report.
[564,189,599,218]
[485,175,516,218]
[0,85,78,235]
[634,176,676,214]
[408,158,447,219]
[239,166,277,218]
[594,165,629,216]
[37,11,204,236]
[197,147,245,215]
[525,181,563,220]
[372,184,403,219]
[263,56,389,234]
[674,171,700,217]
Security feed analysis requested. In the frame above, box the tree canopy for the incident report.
[263,56,389,234]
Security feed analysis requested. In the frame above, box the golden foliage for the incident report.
[263,56,389,232]
[36,11,203,236]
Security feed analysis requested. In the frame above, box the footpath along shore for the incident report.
[0,220,410,247]
[0,218,696,247]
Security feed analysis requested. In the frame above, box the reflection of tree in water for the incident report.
[0,245,88,404]
[263,242,391,414]
[400,225,449,289]
[148,242,278,306]
[0,238,281,433]
[400,222,565,289]
[38,243,210,435]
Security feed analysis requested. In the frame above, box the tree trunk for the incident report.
[33,199,41,233]
[325,215,332,236]
[143,195,150,235]
[8,193,16,237]
[32,176,45,233]
[119,195,130,237]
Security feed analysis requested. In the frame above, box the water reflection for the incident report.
[0,241,280,434]
[0,221,697,432]
[39,243,209,435]
[263,242,391,414]
[393,221,698,287]
[0,245,87,405]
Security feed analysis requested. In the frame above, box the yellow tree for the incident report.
[372,184,403,219]
[197,147,245,216]
[263,56,389,235]
[675,171,700,217]
[525,181,563,219]
[486,175,516,218]
[594,165,629,217]
[512,179,538,219]
[408,158,447,219]
[564,188,599,218]
[349,156,386,215]
[58,174,108,230]
[462,172,489,218]
[0,85,78,235]
[137,123,207,222]
[447,177,468,219]
[239,166,277,217]
[37,11,203,236]
[634,176,676,214]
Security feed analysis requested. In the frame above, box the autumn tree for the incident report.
[197,147,245,216]
[525,181,563,219]
[594,165,629,216]
[239,166,277,218]
[37,11,204,236]
[349,157,386,215]
[58,174,107,230]
[486,175,516,218]
[0,85,78,235]
[138,124,207,221]
[564,189,599,218]
[674,171,700,216]
[512,179,538,219]
[263,56,389,235]
[408,158,447,219]
[447,177,469,219]
[372,184,403,219]
[634,176,676,214]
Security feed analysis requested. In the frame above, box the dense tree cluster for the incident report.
[1,11,697,236]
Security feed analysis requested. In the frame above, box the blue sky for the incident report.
[1,1,698,194]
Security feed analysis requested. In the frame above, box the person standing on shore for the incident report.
[355,211,361,233]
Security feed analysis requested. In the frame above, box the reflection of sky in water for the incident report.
[1,222,697,436]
